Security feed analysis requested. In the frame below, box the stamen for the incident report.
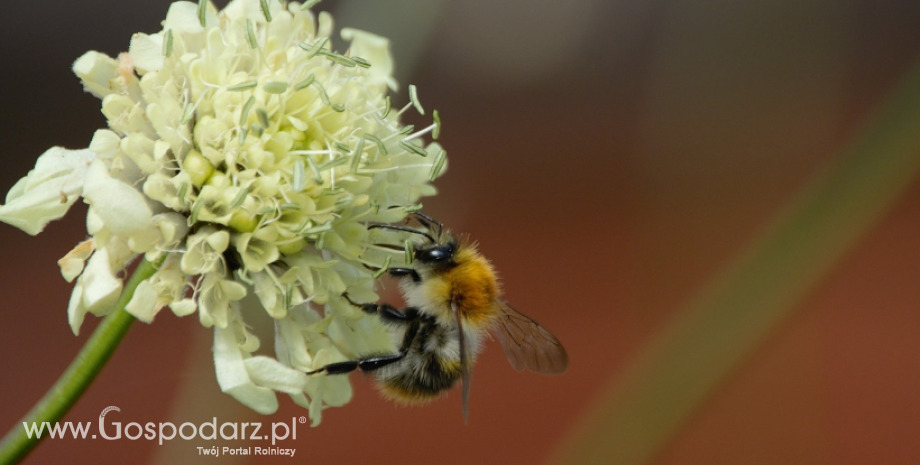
[395,102,414,117]
[240,96,256,127]
[316,232,326,250]
[312,81,332,106]
[197,0,207,27]
[357,163,433,174]
[245,20,258,49]
[381,96,391,118]
[283,284,294,310]
[294,74,315,91]
[398,140,427,157]
[306,156,324,184]
[403,204,423,213]
[228,187,251,209]
[263,81,288,94]
[292,160,306,192]
[349,137,366,173]
[180,102,196,125]
[189,198,205,224]
[334,195,354,208]
[299,38,328,58]
[402,123,435,142]
[321,187,345,196]
[318,157,348,170]
[227,81,258,92]
[429,149,447,181]
[290,149,334,156]
[373,256,392,279]
[163,29,174,57]
[433,110,441,139]
[300,0,322,10]
[404,240,414,265]
[177,182,189,204]
[352,56,371,68]
[235,269,254,286]
[260,0,272,22]
[399,125,415,135]
[256,108,271,128]
[364,134,387,155]
[409,84,424,115]
[318,50,357,68]
[302,222,332,234]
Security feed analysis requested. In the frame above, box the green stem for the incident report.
[550,61,920,464]
[0,258,163,465]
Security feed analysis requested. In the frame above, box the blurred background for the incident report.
[2,0,920,463]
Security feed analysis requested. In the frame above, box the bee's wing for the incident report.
[452,299,473,423]
[494,301,569,374]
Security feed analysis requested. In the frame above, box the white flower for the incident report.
[0,147,95,235]
[0,0,447,423]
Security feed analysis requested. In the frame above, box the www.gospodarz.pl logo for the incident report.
[23,405,304,453]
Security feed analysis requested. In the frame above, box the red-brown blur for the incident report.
[2,0,920,464]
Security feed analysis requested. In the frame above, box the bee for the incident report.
[307,211,568,420]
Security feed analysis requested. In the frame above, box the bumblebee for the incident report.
[307,212,568,419]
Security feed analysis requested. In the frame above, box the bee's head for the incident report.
[367,211,457,268]
[413,240,457,269]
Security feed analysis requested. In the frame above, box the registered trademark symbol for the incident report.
[299,416,307,424]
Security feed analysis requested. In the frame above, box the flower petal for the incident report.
[72,51,120,99]
[0,147,95,235]
[67,247,124,336]
[213,325,279,415]
[88,130,122,163]
[252,271,285,319]
[341,28,397,91]
[58,239,96,282]
[129,32,164,74]
[170,298,197,317]
[66,280,87,335]
[164,1,216,34]
[303,348,353,426]
[243,356,308,396]
[199,273,247,328]
[82,160,153,238]
[125,278,160,323]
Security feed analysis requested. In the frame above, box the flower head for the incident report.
[0,0,446,424]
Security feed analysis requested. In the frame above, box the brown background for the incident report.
[2,0,920,464]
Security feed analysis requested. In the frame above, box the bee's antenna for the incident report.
[411,211,443,240]
[367,223,435,243]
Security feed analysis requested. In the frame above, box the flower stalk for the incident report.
[0,258,162,465]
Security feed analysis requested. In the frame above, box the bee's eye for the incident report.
[418,245,453,263]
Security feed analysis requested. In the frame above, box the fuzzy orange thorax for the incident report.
[444,247,501,326]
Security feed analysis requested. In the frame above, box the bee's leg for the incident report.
[342,293,416,324]
[359,262,420,282]
[387,267,421,282]
[307,319,423,376]
[305,353,406,375]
